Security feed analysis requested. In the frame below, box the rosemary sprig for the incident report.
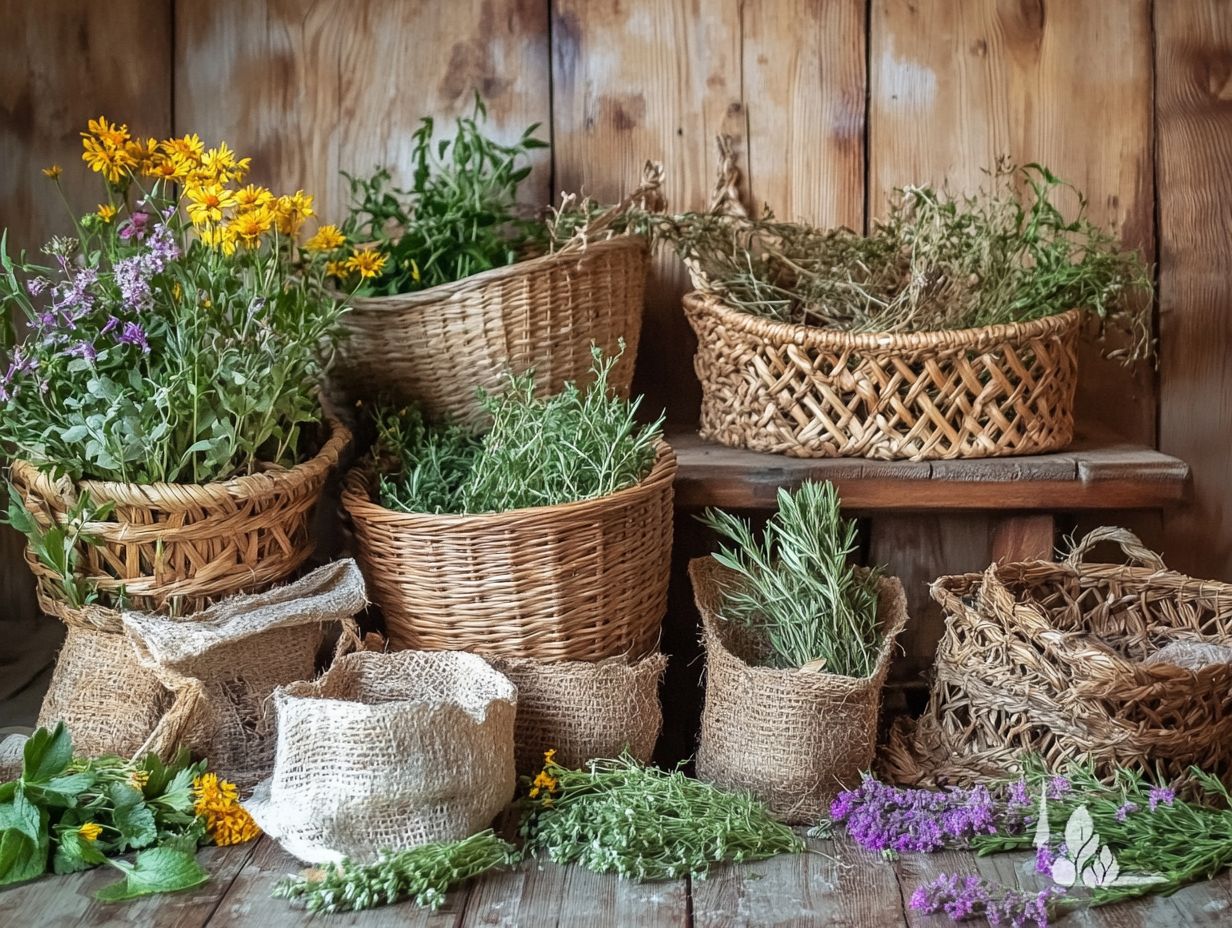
[272,830,519,914]
[699,481,883,675]
[519,754,805,880]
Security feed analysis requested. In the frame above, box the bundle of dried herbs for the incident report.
[519,753,804,880]
[699,481,883,674]
[373,347,663,515]
[663,161,1152,359]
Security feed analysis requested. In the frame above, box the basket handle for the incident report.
[708,135,749,218]
[552,159,666,256]
[1063,526,1166,570]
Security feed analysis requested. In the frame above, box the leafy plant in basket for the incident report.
[663,158,1152,359]
[0,117,347,486]
[699,480,884,675]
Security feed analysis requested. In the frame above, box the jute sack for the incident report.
[121,560,367,787]
[691,557,908,824]
[490,652,667,775]
[246,649,517,864]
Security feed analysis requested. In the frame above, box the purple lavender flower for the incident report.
[1007,779,1031,809]
[116,321,149,353]
[1148,787,1175,812]
[1116,801,1139,822]
[101,316,120,335]
[1046,776,1072,801]
[115,256,153,312]
[66,340,97,362]
[911,873,1065,927]
[25,276,50,297]
[1034,843,1056,875]
[143,223,180,269]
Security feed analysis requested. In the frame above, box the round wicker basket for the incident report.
[10,416,351,614]
[341,442,677,662]
[683,291,1081,461]
[334,236,649,427]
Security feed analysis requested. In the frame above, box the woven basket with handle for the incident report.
[333,166,663,427]
[341,442,676,662]
[10,416,350,615]
[883,527,1232,789]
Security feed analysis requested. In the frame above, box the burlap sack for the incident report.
[490,652,667,775]
[246,649,517,864]
[0,733,28,780]
[120,560,366,788]
[691,557,908,824]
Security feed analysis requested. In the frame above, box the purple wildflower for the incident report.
[25,276,50,297]
[1035,843,1056,875]
[1046,776,1072,801]
[1116,801,1139,822]
[117,210,150,241]
[66,340,97,362]
[911,873,1065,927]
[116,321,149,353]
[143,223,180,268]
[1148,787,1175,812]
[1007,779,1031,809]
[101,315,120,335]
[115,256,153,312]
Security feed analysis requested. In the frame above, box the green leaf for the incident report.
[52,828,107,875]
[21,724,73,784]
[0,791,49,886]
[94,847,209,902]
[27,771,95,807]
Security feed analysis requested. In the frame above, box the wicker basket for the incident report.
[341,442,676,662]
[10,417,350,614]
[334,236,649,427]
[684,291,1080,461]
[883,528,1232,788]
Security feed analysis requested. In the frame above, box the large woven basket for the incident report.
[341,442,676,662]
[883,528,1232,789]
[335,235,649,428]
[683,291,1080,461]
[10,417,350,614]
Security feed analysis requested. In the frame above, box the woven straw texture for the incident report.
[122,560,367,788]
[683,291,1080,461]
[342,442,676,661]
[883,527,1232,789]
[490,652,666,775]
[10,417,350,614]
[334,236,648,427]
[691,557,908,823]
[246,649,516,865]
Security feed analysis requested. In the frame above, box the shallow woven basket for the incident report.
[883,527,1232,789]
[683,291,1080,461]
[691,557,908,823]
[10,417,350,614]
[341,442,676,661]
[335,236,649,427]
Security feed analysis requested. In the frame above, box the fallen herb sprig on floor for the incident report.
[272,830,519,913]
[519,752,804,880]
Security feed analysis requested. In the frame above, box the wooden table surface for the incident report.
[3,831,1228,928]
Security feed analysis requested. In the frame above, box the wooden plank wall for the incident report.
[2,1,1231,723]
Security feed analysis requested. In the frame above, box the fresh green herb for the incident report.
[664,161,1152,360]
[374,346,663,515]
[519,754,805,880]
[699,481,883,675]
[272,829,519,913]
[3,485,116,608]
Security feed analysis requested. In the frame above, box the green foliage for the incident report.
[699,481,883,675]
[374,346,663,515]
[3,485,115,608]
[272,829,519,913]
[665,161,1153,359]
[519,755,804,880]
[94,847,209,902]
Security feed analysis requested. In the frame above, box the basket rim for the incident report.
[682,290,1083,350]
[10,414,351,511]
[342,235,649,313]
[341,439,676,529]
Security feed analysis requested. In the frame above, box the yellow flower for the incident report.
[528,749,560,801]
[325,259,349,279]
[81,136,135,184]
[229,207,274,247]
[198,141,250,185]
[186,183,238,226]
[124,137,160,173]
[198,223,238,256]
[344,248,387,280]
[304,223,345,253]
[78,821,102,842]
[42,164,62,179]
[233,184,274,212]
[161,133,204,164]
[193,773,261,847]
[273,190,314,235]
[85,117,130,148]
[96,203,117,223]
[143,153,187,181]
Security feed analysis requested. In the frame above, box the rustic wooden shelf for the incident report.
[669,426,1191,513]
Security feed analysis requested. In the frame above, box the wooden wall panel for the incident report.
[0,0,172,722]
[1157,2,1232,581]
[175,0,552,223]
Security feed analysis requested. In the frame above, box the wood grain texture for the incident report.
[1156,1,1232,582]
[0,0,172,717]
[175,0,551,223]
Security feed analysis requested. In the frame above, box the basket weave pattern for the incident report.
[885,528,1232,787]
[336,237,648,426]
[11,418,350,614]
[684,292,1080,460]
[342,443,676,662]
